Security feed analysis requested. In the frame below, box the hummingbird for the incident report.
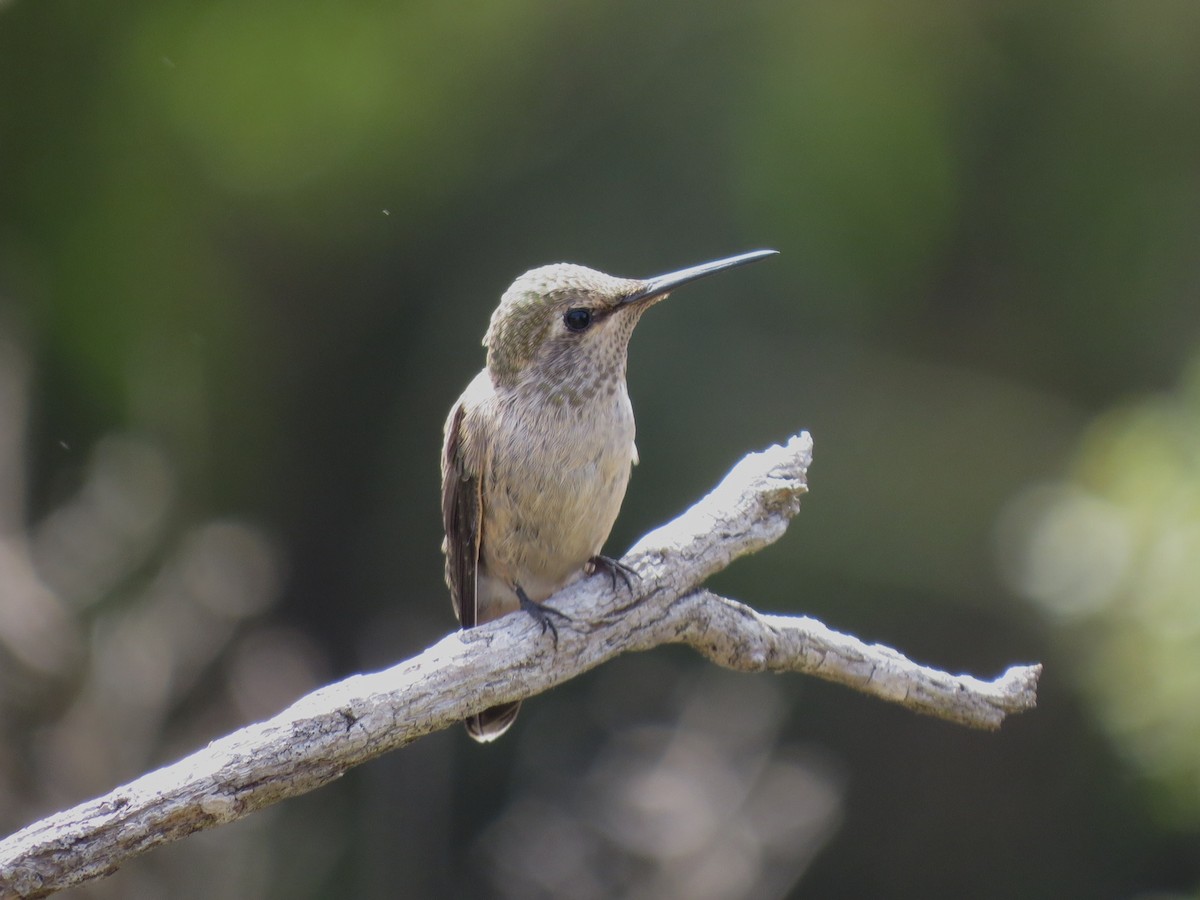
[441,249,778,742]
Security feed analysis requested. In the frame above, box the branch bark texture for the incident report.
[0,432,1041,898]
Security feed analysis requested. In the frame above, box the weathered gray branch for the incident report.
[0,432,1041,899]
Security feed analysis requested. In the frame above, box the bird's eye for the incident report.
[563,307,593,333]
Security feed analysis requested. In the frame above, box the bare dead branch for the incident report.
[0,432,1041,899]
[667,590,1040,729]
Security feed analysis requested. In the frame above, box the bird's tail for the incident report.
[465,701,521,743]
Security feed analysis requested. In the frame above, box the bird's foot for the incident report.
[586,555,639,593]
[516,585,571,647]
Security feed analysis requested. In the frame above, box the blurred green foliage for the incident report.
[1004,356,1200,824]
[2,0,1200,897]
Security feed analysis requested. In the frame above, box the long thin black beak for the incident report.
[621,249,778,306]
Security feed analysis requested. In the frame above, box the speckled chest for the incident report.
[480,378,636,589]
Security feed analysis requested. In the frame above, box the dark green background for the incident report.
[2,1,1199,897]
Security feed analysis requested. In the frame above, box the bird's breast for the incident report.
[481,385,636,600]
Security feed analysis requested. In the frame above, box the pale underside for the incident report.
[442,368,637,627]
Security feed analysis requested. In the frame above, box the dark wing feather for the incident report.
[442,382,521,743]
[441,399,483,627]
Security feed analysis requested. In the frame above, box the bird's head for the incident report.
[483,250,777,397]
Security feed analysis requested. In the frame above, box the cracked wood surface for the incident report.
[0,432,1041,899]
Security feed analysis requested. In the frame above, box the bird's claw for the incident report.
[516,585,571,647]
[586,555,639,593]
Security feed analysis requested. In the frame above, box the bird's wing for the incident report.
[441,373,490,628]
